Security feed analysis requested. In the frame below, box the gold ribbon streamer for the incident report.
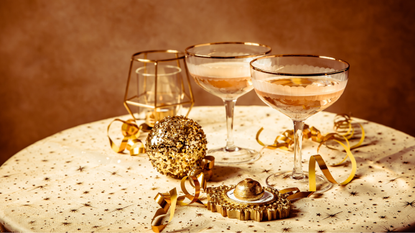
[107,119,150,156]
[178,176,205,206]
[256,114,365,151]
[309,138,357,191]
[151,188,178,233]
[150,157,213,232]
[177,156,214,206]
[187,156,215,190]
[151,171,208,232]
[278,187,314,201]
[256,114,365,194]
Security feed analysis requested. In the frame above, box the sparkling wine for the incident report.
[253,77,347,120]
[187,62,253,99]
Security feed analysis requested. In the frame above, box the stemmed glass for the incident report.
[250,55,349,192]
[185,42,271,165]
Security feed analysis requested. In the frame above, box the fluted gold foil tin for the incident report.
[205,179,290,221]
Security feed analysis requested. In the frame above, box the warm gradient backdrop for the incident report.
[1,0,415,165]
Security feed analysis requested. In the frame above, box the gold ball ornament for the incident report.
[145,115,208,179]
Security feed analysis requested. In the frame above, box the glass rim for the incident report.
[185,42,272,59]
[136,65,182,76]
[132,50,185,63]
[250,54,350,77]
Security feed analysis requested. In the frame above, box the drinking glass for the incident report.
[185,42,271,164]
[250,55,349,192]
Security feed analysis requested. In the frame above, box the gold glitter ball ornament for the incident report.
[145,115,208,179]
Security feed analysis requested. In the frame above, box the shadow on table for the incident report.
[209,165,243,182]
[399,225,415,232]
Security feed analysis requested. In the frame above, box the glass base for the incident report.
[266,171,333,194]
[208,147,260,165]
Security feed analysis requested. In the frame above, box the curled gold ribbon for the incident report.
[178,176,205,206]
[151,188,178,233]
[187,156,215,190]
[107,119,151,156]
[151,169,209,232]
[278,187,313,201]
[309,138,357,191]
[171,157,215,207]
[256,114,365,194]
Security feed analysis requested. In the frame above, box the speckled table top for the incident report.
[1,106,414,232]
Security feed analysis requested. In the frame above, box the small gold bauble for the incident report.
[145,115,207,179]
[234,178,264,201]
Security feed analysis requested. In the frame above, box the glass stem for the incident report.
[292,120,305,179]
[224,99,237,152]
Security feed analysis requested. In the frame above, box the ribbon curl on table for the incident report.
[151,165,211,233]
[107,119,151,156]
[256,114,365,193]
[151,188,178,233]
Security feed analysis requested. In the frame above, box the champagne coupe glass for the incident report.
[185,42,271,165]
[250,55,349,192]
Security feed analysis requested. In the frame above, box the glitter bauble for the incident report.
[145,115,208,179]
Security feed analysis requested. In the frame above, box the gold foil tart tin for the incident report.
[205,178,290,221]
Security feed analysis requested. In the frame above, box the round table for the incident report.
[1,106,414,232]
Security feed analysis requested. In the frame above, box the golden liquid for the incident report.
[191,74,252,99]
[188,62,253,99]
[255,78,345,120]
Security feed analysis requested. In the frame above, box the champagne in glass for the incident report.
[250,55,349,192]
[185,42,271,165]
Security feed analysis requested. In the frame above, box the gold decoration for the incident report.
[107,118,151,156]
[256,114,364,151]
[233,178,264,201]
[205,178,290,221]
[151,167,211,233]
[146,115,208,179]
[151,165,299,232]
[187,156,215,190]
[149,114,366,231]
[151,188,178,233]
[256,114,365,193]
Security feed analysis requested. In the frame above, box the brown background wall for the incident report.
[1,0,415,166]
